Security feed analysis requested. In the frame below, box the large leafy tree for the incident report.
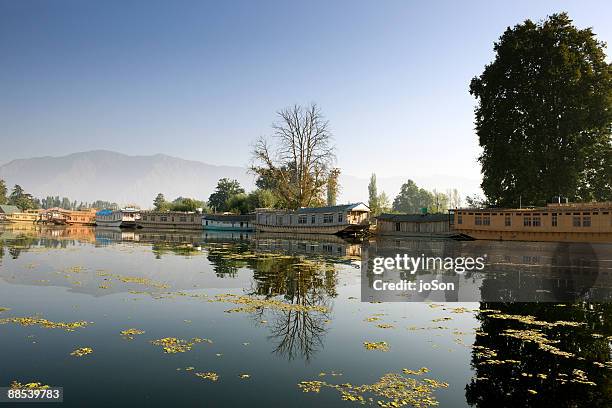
[208,178,245,212]
[470,13,611,206]
[153,193,169,211]
[251,103,336,209]
[8,185,38,210]
[392,180,435,213]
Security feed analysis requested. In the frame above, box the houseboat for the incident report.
[202,214,255,231]
[452,202,612,243]
[95,208,141,228]
[138,211,202,230]
[254,203,370,235]
[0,205,20,222]
[4,209,41,224]
[376,213,472,240]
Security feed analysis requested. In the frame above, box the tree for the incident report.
[251,103,336,209]
[326,168,340,206]
[431,189,449,213]
[208,178,245,212]
[246,189,277,210]
[470,13,612,206]
[0,179,7,205]
[392,180,434,213]
[377,191,391,214]
[447,188,462,209]
[153,193,169,211]
[8,185,38,210]
[225,193,249,214]
[169,197,206,212]
[465,194,490,208]
[368,174,379,216]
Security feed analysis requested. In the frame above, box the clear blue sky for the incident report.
[1,0,610,181]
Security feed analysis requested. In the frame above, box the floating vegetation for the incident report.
[431,317,452,322]
[402,367,429,375]
[376,324,394,329]
[10,381,50,390]
[114,274,169,289]
[120,328,145,340]
[502,329,574,358]
[318,371,343,377]
[0,307,9,313]
[365,317,381,322]
[363,341,389,351]
[213,293,328,314]
[70,347,93,357]
[239,374,251,379]
[195,372,219,382]
[485,313,584,328]
[0,316,90,332]
[151,337,210,353]
[298,370,448,408]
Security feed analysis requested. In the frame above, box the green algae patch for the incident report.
[10,381,50,389]
[120,328,146,340]
[151,337,211,353]
[0,316,90,331]
[195,372,219,382]
[363,341,389,351]
[70,347,93,357]
[212,293,329,314]
[298,370,448,408]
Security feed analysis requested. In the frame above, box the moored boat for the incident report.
[254,203,370,235]
[202,213,255,231]
[95,208,141,228]
[138,211,202,230]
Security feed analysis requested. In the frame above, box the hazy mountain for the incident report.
[0,150,481,208]
[0,150,257,208]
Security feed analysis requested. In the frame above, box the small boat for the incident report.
[95,208,140,228]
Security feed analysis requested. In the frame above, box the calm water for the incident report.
[0,225,610,407]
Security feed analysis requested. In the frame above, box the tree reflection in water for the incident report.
[466,302,612,408]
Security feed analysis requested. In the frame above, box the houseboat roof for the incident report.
[377,213,450,223]
[96,209,114,216]
[203,214,255,222]
[295,203,370,214]
[455,201,612,213]
[0,205,20,214]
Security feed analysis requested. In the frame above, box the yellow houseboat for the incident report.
[453,202,612,243]
[5,209,41,224]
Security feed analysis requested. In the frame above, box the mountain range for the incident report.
[0,150,481,208]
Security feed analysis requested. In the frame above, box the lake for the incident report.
[0,225,610,407]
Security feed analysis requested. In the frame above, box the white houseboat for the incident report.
[202,214,255,231]
[137,211,202,230]
[254,203,370,235]
[95,208,141,228]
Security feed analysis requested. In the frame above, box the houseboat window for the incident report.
[180,216,186,222]
[191,217,194,222]
[323,214,334,223]
[573,216,581,227]
[161,216,167,222]
[240,222,244,228]
[552,214,558,227]
[311,215,316,224]
[592,212,598,215]
[583,216,591,227]
[298,215,307,224]
[504,214,511,226]
[457,215,462,224]
[475,214,482,225]
[395,222,401,232]
[532,216,541,227]
[143,216,147,221]
[483,215,491,225]
[524,216,532,227]
[603,212,609,215]
[205,221,208,225]
[338,213,343,223]
[172,217,175,222]
[276,215,283,225]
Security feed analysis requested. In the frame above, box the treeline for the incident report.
[368,174,462,216]
[0,179,118,211]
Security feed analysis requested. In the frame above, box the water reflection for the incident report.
[0,224,610,406]
[466,302,612,408]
